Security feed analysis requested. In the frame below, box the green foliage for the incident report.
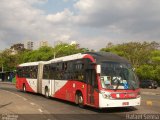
[0,49,19,71]
[136,65,155,79]
[154,66,160,81]
[0,43,88,71]
[101,42,157,67]
[19,46,54,62]
[151,50,160,65]
[53,43,85,58]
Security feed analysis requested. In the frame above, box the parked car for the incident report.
[140,80,158,89]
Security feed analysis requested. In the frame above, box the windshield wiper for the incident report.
[130,82,135,90]
[127,81,135,90]
[114,80,120,91]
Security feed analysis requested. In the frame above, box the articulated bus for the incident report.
[16,52,141,108]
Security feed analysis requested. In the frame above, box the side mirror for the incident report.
[96,65,101,74]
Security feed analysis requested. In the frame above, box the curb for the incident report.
[0,82,15,85]
[141,92,160,96]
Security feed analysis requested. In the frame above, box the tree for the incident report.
[0,49,19,71]
[101,42,159,67]
[18,42,87,63]
[10,43,25,52]
[151,50,160,65]
[53,43,86,58]
[19,46,54,62]
[136,65,155,80]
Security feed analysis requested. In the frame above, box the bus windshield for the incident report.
[100,62,139,90]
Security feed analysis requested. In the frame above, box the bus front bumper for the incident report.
[99,94,141,108]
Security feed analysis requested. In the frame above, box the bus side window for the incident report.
[43,65,49,79]
[24,67,27,78]
[30,66,33,78]
[35,66,38,78]
[32,66,38,79]
[55,63,62,80]
[74,60,85,81]
[62,62,67,71]
[50,63,56,79]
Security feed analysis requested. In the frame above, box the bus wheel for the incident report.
[23,84,26,92]
[149,86,152,89]
[78,93,84,108]
[45,88,50,98]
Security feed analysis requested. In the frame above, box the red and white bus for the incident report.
[16,52,141,108]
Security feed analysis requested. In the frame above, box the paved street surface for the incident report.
[0,83,160,120]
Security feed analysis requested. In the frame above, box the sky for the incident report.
[0,0,160,51]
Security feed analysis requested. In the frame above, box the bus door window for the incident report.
[86,69,97,105]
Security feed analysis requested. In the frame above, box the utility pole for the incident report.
[54,46,68,59]
[54,52,56,59]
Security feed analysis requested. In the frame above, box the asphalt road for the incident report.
[0,83,160,120]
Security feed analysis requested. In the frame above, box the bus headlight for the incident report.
[137,91,141,98]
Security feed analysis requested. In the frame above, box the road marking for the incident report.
[1,89,28,101]
[38,108,43,113]
[23,98,27,101]
[1,89,51,114]
[30,102,35,106]
[1,90,22,98]
[7,90,28,101]
[142,99,160,104]
[146,101,153,106]
[2,90,21,97]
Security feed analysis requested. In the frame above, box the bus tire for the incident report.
[78,93,84,108]
[45,87,50,98]
[23,84,26,92]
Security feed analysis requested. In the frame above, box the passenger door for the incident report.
[86,69,99,106]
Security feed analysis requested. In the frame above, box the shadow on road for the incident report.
[84,106,137,113]
[48,96,138,113]
[0,87,138,114]
[22,91,138,113]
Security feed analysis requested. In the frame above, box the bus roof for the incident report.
[45,53,87,64]
[19,61,44,67]
[84,52,130,63]
[45,52,129,64]
[18,52,130,66]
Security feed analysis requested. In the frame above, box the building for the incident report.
[39,41,48,47]
[25,41,34,50]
